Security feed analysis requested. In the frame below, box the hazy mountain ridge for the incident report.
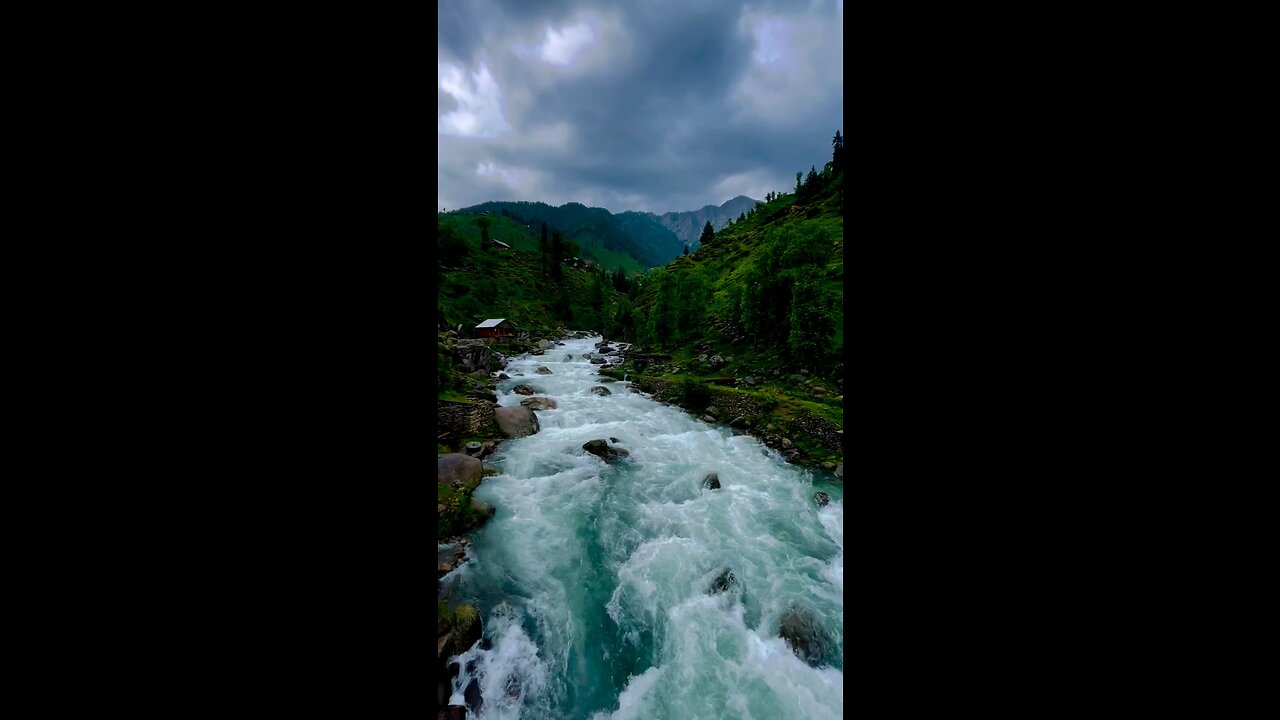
[648,195,761,249]
[451,200,685,270]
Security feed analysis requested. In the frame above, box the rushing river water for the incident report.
[442,335,844,719]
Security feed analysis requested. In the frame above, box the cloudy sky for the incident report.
[438,0,843,215]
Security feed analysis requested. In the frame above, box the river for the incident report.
[442,335,844,719]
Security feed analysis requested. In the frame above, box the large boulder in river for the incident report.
[590,357,606,364]
[590,386,612,396]
[704,472,721,490]
[512,384,537,396]
[538,339,553,350]
[778,607,834,667]
[583,439,629,464]
[814,492,830,507]
[835,463,843,478]
[535,366,553,375]
[438,454,482,489]
[520,396,558,411]
[494,405,540,437]
[709,568,736,594]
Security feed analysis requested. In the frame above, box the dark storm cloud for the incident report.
[438,0,843,214]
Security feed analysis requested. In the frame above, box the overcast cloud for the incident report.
[438,0,843,215]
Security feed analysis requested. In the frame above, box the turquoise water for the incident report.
[443,336,844,719]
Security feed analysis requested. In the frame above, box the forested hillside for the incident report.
[449,200,684,271]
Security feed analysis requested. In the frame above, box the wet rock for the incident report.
[464,677,483,713]
[706,406,720,418]
[598,377,617,383]
[512,384,537,395]
[538,340,552,350]
[778,607,833,667]
[822,462,835,472]
[814,492,830,507]
[564,355,573,361]
[531,349,544,355]
[535,366,553,375]
[583,439,629,464]
[443,705,466,720]
[471,496,495,519]
[702,415,715,423]
[590,357,606,364]
[730,416,748,429]
[438,454,481,489]
[520,396,558,411]
[494,405,540,437]
[609,437,619,443]
[704,472,721,490]
[464,441,482,456]
[590,386,612,396]
[709,568,735,594]
[835,463,843,478]
[450,603,483,656]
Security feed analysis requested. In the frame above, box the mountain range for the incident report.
[646,195,761,250]
[450,195,760,271]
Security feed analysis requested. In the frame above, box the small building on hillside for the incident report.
[475,318,517,339]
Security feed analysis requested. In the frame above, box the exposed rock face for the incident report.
[519,396,558,411]
[709,568,735,594]
[512,384,537,395]
[453,340,500,373]
[438,454,482,489]
[535,366,553,375]
[704,472,721,490]
[438,400,496,438]
[583,439,629,464]
[494,406,540,437]
[450,603,483,656]
[778,607,833,667]
[590,386,612,396]
[814,492,830,507]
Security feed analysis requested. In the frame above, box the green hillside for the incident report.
[450,200,683,271]
[436,216,630,350]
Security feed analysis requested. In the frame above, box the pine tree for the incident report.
[477,217,491,251]
[832,130,844,176]
[699,221,714,247]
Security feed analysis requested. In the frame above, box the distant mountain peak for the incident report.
[648,195,760,249]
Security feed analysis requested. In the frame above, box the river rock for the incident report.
[706,406,720,418]
[448,603,484,656]
[464,441,482,456]
[438,454,481,489]
[778,607,833,667]
[452,339,500,373]
[494,406,540,437]
[564,355,573,361]
[520,396,558,411]
[590,386,612,396]
[730,417,748,428]
[609,437,619,443]
[788,374,805,384]
[702,415,715,423]
[538,340,552,349]
[709,568,735,594]
[590,357,606,364]
[471,496,495,519]
[535,366,553,375]
[512,384,537,395]
[583,439,629,464]
[465,677,483,715]
[497,372,509,380]
[835,463,843,478]
[814,492,830,507]
[704,472,721,490]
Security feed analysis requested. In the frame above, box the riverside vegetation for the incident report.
[436,132,845,718]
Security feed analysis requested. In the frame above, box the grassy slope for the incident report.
[617,174,845,466]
